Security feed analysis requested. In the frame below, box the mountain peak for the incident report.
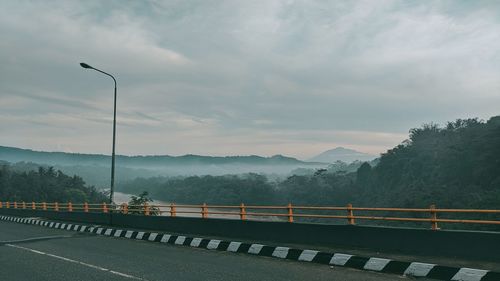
[308,147,375,164]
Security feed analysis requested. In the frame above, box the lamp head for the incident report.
[80,62,93,69]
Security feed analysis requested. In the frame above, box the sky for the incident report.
[1,0,499,160]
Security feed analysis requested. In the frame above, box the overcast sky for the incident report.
[1,0,499,159]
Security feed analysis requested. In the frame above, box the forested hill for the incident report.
[356,116,500,209]
[0,146,319,167]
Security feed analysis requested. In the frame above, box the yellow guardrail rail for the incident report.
[1,200,499,230]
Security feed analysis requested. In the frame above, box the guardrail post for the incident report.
[32,202,36,210]
[122,203,128,214]
[54,202,59,211]
[84,202,89,213]
[430,204,439,230]
[68,202,73,212]
[170,203,176,217]
[22,202,26,209]
[102,202,108,213]
[14,202,18,209]
[42,202,46,210]
[144,202,150,216]
[347,203,355,225]
[6,202,10,209]
[202,203,208,219]
[287,203,294,223]
[240,203,246,220]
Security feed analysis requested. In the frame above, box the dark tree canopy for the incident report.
[0,165,106,203]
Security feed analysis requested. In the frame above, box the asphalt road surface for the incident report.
[0,220,428,281]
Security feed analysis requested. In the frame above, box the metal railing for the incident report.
[1,201,499,230]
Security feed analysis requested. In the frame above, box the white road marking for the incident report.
[363,258,391,271]
[206,239,220,250]
[272,247,289,259]
[0,235,73,244]
[298,250,319,262]
[330,253,353,266]
[248,244,264,255]
[452,268,489,281]
[227,242,241,252]
[6,244,150,281]
[174,236,186,245]
[148,233,158,241]
[136,232,145,240]
[160,234,171,243]
[404,262,435,277]
[190,238,202,247]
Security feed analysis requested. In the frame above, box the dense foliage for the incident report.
[121,174,278,205]
[0,165,106,203]
[357,117,500,209]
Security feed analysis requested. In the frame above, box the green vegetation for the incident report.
[127,191,160,215]
[120,174,277,205]
[119,117,500,216]
[0,164,106,203]
[357,117,500,209]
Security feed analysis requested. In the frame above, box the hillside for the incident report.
[356,116,500,209]
[0,146,319,167]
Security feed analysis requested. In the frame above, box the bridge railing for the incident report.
[1,201,499,230]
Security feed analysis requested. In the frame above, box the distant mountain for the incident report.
[308,147,376,163]
[0,146,317,167]
[0,146,326,187]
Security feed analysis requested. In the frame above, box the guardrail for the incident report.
[1,201,499,230]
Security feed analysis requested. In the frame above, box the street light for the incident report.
[80,62,117,205]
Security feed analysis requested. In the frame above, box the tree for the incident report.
[127,191,160,215]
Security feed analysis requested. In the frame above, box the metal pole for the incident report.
[110,81,117,205]
[79,63,117,206]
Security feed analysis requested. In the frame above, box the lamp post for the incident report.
[80,62,117,205]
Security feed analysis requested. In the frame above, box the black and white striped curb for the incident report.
[1,215,499,281]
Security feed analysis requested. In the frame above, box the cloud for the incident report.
[1,0,499,158]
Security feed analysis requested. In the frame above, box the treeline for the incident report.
[120,174,279,205]
[357,117,500,210]
[119,170,358,207]
[0,165,106,203]
[119,116,500,218]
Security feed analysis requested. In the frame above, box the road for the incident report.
[0,220,425,281]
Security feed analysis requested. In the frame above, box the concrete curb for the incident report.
[2,215,499,281]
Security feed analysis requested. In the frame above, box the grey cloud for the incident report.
[134,111,162,122]
[1,0,499,158]
[11,90,101,112]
